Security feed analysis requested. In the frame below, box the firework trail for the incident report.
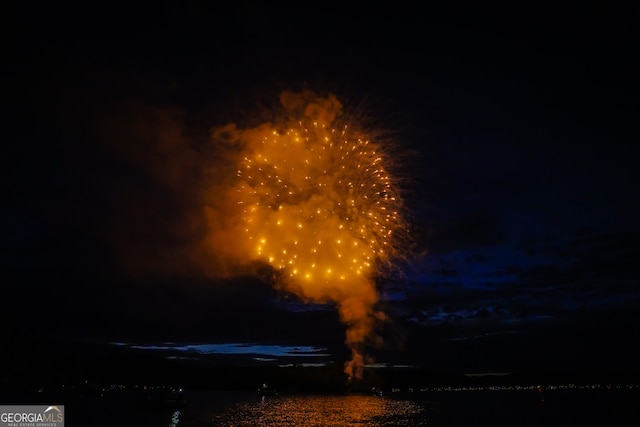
[212,90,411,379]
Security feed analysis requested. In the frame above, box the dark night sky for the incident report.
[3,3,639,379]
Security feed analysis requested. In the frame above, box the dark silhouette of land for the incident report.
[2,337,638,404]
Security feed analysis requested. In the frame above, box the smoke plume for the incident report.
[99,89,411,379]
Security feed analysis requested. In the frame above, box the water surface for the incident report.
[65,388,639,426]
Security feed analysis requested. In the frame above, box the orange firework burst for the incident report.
[223,90,411,379]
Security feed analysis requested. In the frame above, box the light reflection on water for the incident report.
[210,394,432,426]
[65,388,640,426]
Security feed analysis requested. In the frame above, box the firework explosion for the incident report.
[219,90,410,379]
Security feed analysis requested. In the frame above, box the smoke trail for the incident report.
[98,88,411,380]
[210,90,411,379]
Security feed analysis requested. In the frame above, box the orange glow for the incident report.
[220,90,409,380]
